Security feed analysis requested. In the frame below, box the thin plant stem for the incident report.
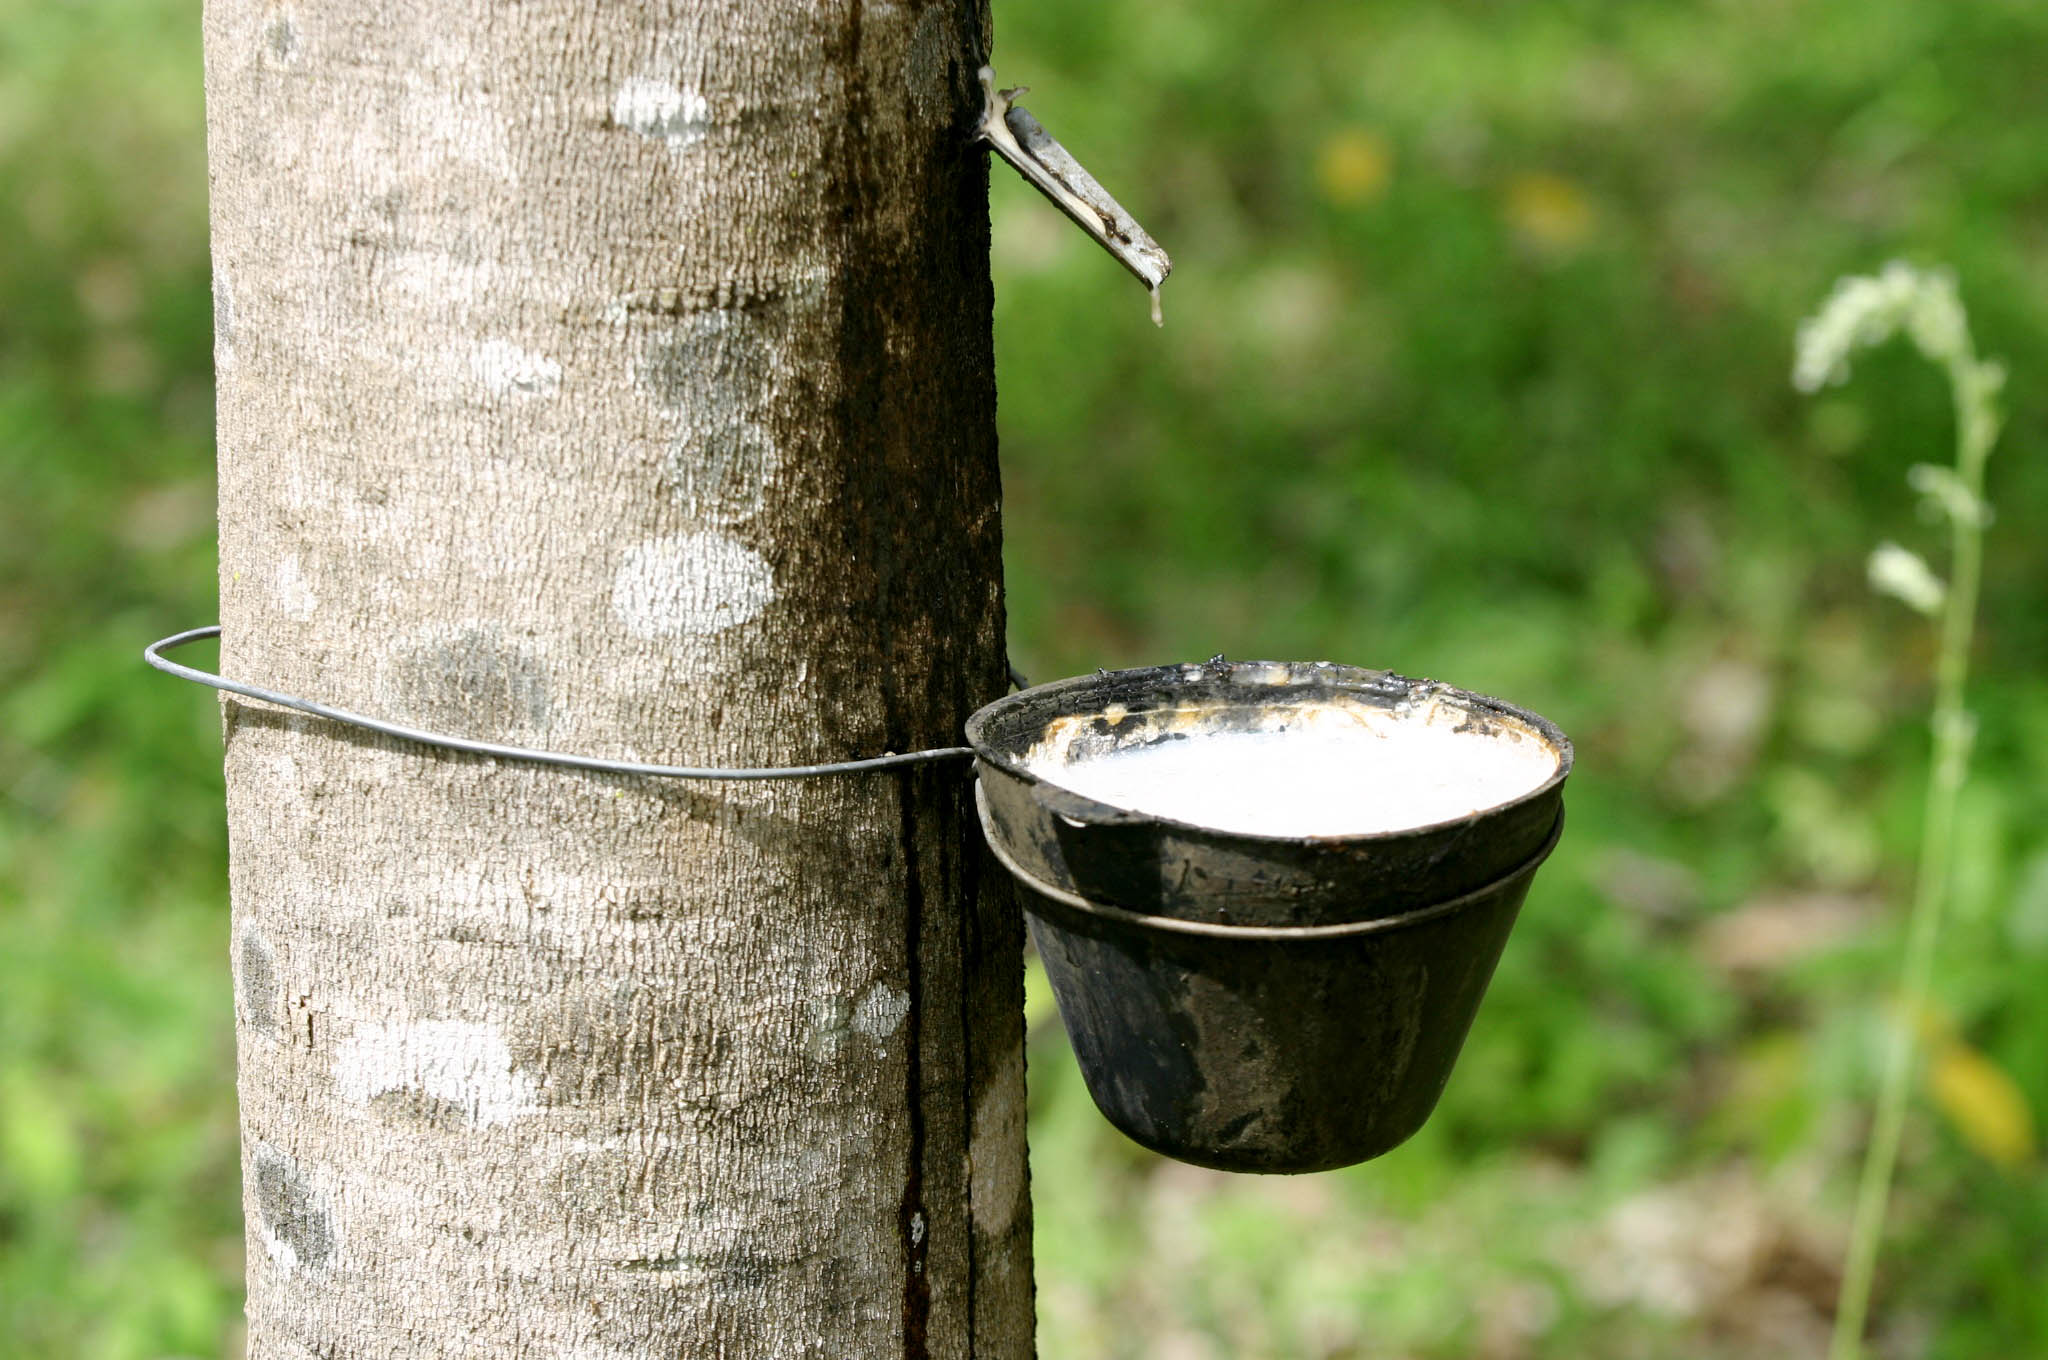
[1828,355,1995,1360]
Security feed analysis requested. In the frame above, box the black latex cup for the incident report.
[967,659,1572,1172]
[982,788,1562,1173]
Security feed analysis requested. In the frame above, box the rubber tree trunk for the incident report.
[202,1,1031,1354]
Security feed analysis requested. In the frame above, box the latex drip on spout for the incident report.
[976,67,1173,327]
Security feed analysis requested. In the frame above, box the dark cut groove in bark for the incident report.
[897,779,932,1360]
[948,779,992,1353]
[204,0,1031,1355]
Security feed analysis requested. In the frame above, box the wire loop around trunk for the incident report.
[145,625,981,781]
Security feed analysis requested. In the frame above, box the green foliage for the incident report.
[995,1,2048,1354]
[1791,261,2012,1357]
[2,0,2045,1355]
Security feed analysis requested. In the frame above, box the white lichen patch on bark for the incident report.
[273,553,319,621]
[612,76,711,151]
[469,338,562,399]
[970,1060,1029,1240]
[210,269,235,366]
[261,1225,306,1272]
[851,981,911,1040]
[334,1018,541,1126]
[611,533,776,639]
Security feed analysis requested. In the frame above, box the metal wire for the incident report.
[144,625,980,781]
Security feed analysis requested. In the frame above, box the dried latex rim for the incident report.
[967,659,1574,848]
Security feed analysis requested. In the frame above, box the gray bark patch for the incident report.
[239,927,280,1036]
[640,312,773,413]
[612,1247,777,1293]
[642,314,782,523]
[665,420,777,525]
[212,274,235,355]
[907,5,966,121]
[368,1087,473,1130]
[263,15,298,62]
[512,987,733,1108]
[389,628,551,738]
[252,1145,334,1269]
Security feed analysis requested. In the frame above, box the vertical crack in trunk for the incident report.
[825,1,932,1351]
[952,782,982,1352]
[896,773,932,1360]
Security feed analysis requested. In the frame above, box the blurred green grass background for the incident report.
[3,1,2046,1355]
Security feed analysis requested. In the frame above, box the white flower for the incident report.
[1908,463,1991,528]
[1903,270,1967,368]
[1867,541,1947,616]
[1793,261,1970,392]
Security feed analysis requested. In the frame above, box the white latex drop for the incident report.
[1032,723,1556,837]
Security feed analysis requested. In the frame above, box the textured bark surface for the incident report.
[202,1,1030,1354]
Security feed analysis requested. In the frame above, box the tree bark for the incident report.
[203,1,1030,1355]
